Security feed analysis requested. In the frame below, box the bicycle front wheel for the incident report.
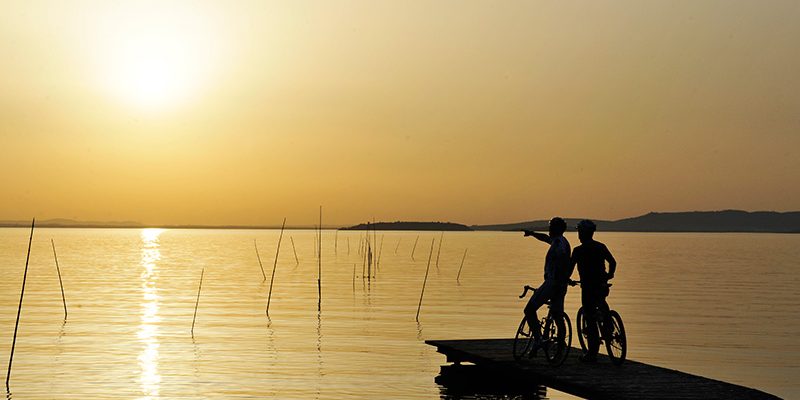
[604,310,627,365]
[513,317,534,360]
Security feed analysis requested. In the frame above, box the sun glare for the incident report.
[110,37,195,110]
[93,5,222,112]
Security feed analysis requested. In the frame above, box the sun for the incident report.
[111,41,192,110]
[93,6,221,112]
[105,32,208,111]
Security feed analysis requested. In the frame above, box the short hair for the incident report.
[549,217,567,234]
[576,219,597,232]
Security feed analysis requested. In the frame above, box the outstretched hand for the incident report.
[522,229,533,237]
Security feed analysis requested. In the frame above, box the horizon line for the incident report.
[0,209,798,231]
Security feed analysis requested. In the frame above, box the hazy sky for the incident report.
[1,1,798,226]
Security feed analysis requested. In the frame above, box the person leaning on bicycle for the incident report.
[570,219,617,362]
[522,217,572,349]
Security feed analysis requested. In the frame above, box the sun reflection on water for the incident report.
[139,228,163,399]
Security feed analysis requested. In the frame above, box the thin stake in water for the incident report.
[416,238,436,322]
[266,217,287,316]
[366,223,372,278]
[456,248,468,281]
[50,239,68,320]
[395,238,401,254]
[435,231,444,270]
[7,218,34,391]
[317,206,322,312]
[255,240,267,280]
[377,234,384,270]
[191,267,205,336]
[361,233,367,279]
[411,235,419,260]
[290,236,299,265]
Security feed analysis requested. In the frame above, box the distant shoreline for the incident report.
[0,225,796,234]
[1,210,797,233]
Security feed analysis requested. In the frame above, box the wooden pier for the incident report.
[426,339,781,400]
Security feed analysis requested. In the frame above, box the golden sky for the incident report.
[1,1,798,226]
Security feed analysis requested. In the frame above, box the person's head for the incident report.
[576,219,596,243]
[548,217,567,237]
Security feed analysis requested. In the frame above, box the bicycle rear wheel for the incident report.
[576,307,589,354]
[604,310,627,365]
[543,313,571,366]
[513,317,534,360]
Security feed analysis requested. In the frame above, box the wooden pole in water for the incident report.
[191,267,204,336]
[371,219,377,275]
[266,218,287,316]
[415,238,435,322]
[410,235,419,260]
[6,218,35,391]
[361,231,366,279]
[255,240,267,280]
[377,234,384,270]
[366,223,372,278]
[334,230,338,256]
[50,239,68,320]
[317,206,322,312]
[435,231,444,270]
[456,248,468,281]
[290,236,299,265]
[395,238,401,254]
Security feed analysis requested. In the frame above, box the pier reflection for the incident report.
[139,229,162,399]
[436,365,550,400]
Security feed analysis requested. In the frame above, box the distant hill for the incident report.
[473,210,800,233]
[0,218,143,228]
[473,218,613,232]
[341,221,472,231]
[3,210,797,233]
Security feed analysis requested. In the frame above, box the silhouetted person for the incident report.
[569,219,617,362]
[522,217,571,346]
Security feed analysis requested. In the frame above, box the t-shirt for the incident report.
[572,240,613,284]
[544,235,571,284]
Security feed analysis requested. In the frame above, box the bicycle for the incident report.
[512,285,572,366]
[571,280,627,365]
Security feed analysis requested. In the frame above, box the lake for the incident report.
[0,228,797,399]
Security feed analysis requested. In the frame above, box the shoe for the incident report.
[579,354,597,363]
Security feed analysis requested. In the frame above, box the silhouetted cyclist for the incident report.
[522,217,571,348]
[570,219,617,362]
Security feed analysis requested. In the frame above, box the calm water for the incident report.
[0,228,797,399]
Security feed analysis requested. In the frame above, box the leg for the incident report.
[550,286,568,342]
[581,287,602,358]
[524,282,554,341]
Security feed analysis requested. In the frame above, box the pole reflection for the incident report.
[139,229,162,399]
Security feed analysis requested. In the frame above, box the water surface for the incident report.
[0,228,796,399]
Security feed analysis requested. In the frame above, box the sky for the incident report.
[1,0,798,226]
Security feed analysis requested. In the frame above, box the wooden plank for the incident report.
[425,339,781,400]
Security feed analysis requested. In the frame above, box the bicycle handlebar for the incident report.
[518,285,535,298]
[569,280,612,288]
